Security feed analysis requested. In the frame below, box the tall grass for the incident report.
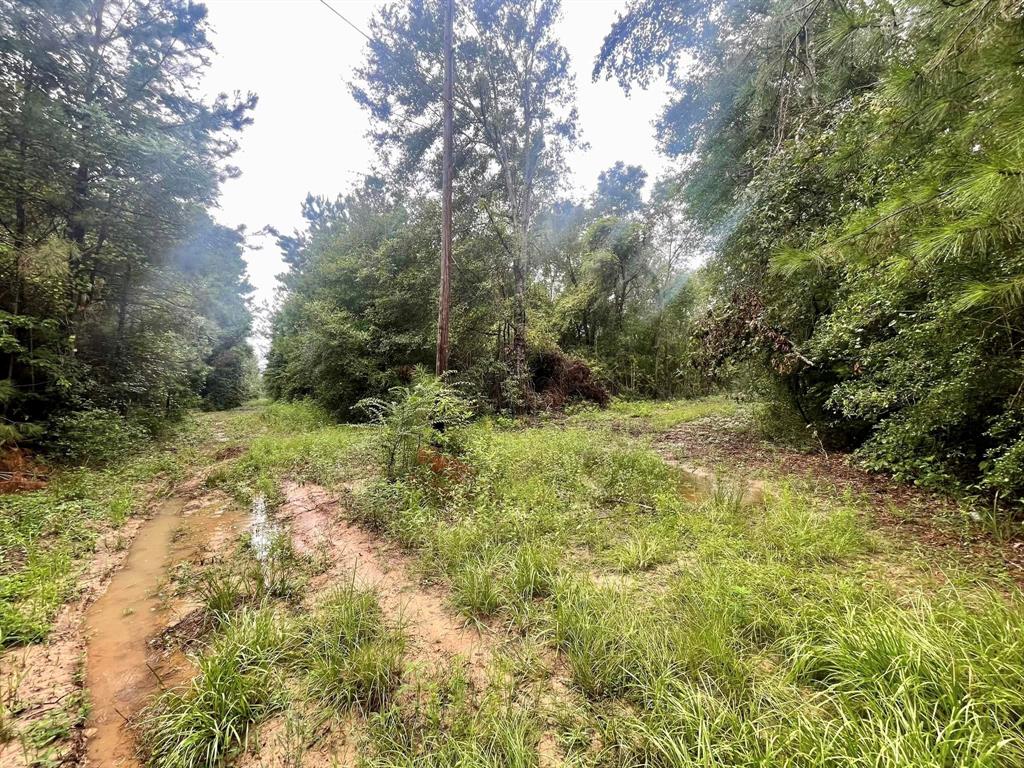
[0,440,191,645]
[141,608,293,768]
[353,414,1024,767]
[569,396,740,431]
[363,666,540,768]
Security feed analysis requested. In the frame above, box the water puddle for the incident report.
[673,461,765,506]
[249,494,277,565]
[84,496,246,767]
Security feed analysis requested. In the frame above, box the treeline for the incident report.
[265,1,704,418]
[268,0,1023,505]
[595,0,1024,502]
[0,0,257,460]
[265,167,702,416]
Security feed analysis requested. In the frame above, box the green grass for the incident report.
[363,665,541,768]
[569,395,740,431]
[302,582,405,711]
[206,412,369,503]
[0,436,197,646]
[28,396,1017,766]
[141,607,293,768]
[143,573,405,767]
[350,405,1024,767]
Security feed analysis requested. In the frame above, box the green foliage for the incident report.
[363,666,540,768]
[358,372,472,481]
[601,0,1024,504]
[263,192,500,417]
[301,583,405,711]
[353,408,1024,767]
[0,2,254,447]
[201,342,258,411]
[141,608,292,768]
[43,408,149,466]
[210,405,367,501]
[571,395,739,431]
[0,437,189,646]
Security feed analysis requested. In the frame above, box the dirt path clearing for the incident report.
[278,481,493,681]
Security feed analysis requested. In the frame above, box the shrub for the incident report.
[44,408,148,465]
[357,371,472,481]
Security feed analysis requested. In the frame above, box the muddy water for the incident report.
[84,497,246,768]
[667,459,766,506]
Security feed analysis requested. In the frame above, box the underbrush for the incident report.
[353,414,1024,766]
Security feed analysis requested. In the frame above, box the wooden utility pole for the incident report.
[435,0,455,375]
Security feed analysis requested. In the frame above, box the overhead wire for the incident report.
[316,0,476,144]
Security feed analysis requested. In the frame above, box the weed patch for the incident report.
[141,608,293,768]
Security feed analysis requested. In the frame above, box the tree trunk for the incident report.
[511,257,528,407]
[511,218,530,411]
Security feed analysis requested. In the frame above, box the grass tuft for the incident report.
[301,582,404,711]
[140,607,292,768]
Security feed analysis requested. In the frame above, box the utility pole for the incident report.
[435,0,454,375]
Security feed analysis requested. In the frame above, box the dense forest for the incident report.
[2,0,1021,504]
[264,0,1024,507]
[0,0,257,463]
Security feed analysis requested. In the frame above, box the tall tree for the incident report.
[598,0,1024,500]
[0,0,256,442]
[352,0,578,407]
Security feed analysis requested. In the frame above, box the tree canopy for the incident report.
[0,0,257,454]
[597,0,1024,501]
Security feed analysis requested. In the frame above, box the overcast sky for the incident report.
[199,0,672,318]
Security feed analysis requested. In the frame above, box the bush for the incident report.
[44,408,148,465]
[357,371,472,481]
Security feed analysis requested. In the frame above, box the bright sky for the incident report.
[199,0,672,320]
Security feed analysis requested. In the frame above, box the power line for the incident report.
[317,0,375,45]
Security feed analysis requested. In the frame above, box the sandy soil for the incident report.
[277,480,493,680]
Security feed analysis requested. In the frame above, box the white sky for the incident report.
[199,0,672,318]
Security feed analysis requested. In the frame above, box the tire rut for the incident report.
[277,481,494,683]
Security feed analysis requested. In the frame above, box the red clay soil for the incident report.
[0,448,48,494]
[657,415,1024,581]
[235,482,500,768]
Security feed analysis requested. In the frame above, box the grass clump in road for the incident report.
[141,607,293,768]
[143,575,406,768]
[363,665,540,768]
[302,582,405,712]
